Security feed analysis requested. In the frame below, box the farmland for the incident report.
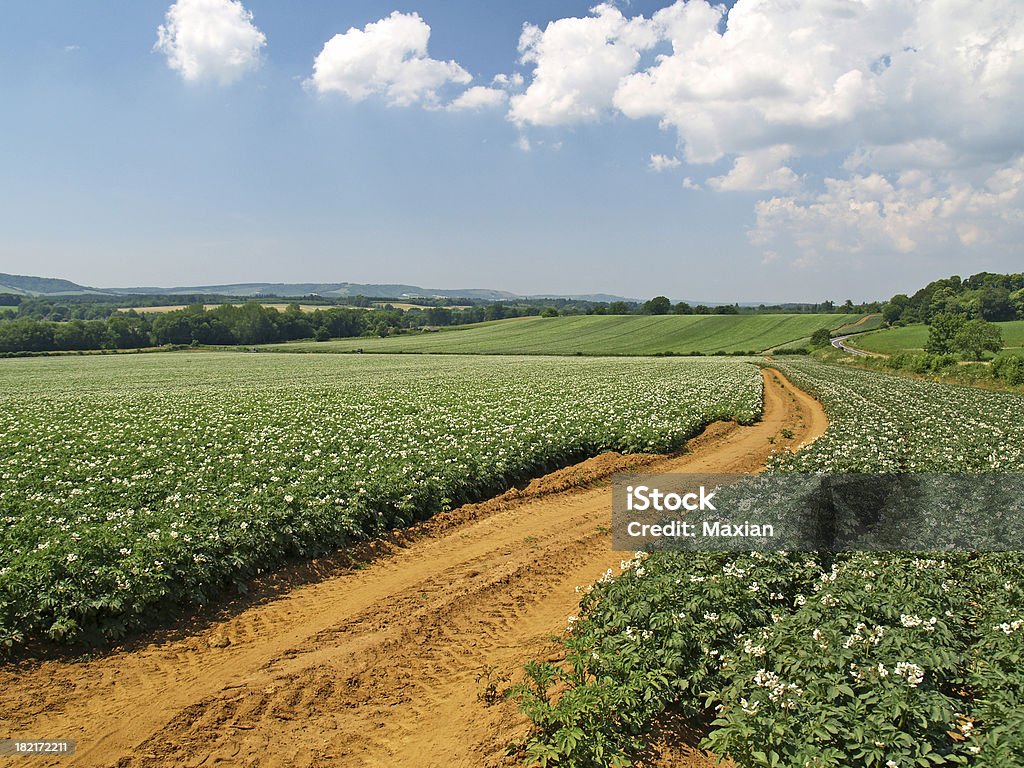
[4,347,1024,766]
[850,320,1024,355]
[0,352,761,649]
[519,360,1024,767]
[117,303,329,314]
[276,313,866,356]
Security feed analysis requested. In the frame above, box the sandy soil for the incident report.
[0,367,827,768]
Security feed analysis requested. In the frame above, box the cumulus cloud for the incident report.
[512,0,1023,169]
[508,0,1024,261]
[649,154,681,172]
[707,147,801,192]
[508,3,658,126]
[750,159,1024,264]
[155,0,266,84]
[308,11,472,107]
[447,86,508,111]
[492,72,525,89]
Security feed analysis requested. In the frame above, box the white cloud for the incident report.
[614,0,911,164]
[509,3,658,126]
[506,0,1024,261]
[511,0,1023,171]
[750,158,1024,263]
[308,11,471,107]
[649,154,681,172]
[681,177,701,190]
[707,146,801,192]
[155,0,266,85]
[492,73,525,89]
[447,86,508,111]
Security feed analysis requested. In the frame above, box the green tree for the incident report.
[926,287,959,321]
[105,315,152,349]
[977,287,1014,321]
[882,294,910,325]
[607,301,630,315]
[484,303,508,321]
[425,306,453,326]
[151,312,194,345]
[541,306,559,318]
[810,328,832,347]
[1011,288,1024,319]
[924,312,967,354]
[953,319,1003,360]
[642,296,672,315]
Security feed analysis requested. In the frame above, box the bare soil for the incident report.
[0,368,827,768]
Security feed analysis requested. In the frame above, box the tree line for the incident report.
[0,304,371,353]
[881,272,1024,326]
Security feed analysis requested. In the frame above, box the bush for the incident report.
[886,352,954,374]
[773,347,810,355]
[992,354,1024,386]
[929,353,958,372]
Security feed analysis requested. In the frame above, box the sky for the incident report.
[0,0,1022,303]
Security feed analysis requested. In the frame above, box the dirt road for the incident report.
[0,367,828,768]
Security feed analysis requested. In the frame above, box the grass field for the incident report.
[276,313,867,356]
[831,312,885,335]
[851,320,1024,354]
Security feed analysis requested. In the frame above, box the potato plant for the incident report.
[0,352,762,649]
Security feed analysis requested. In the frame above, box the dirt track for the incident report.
[0,367,828,768]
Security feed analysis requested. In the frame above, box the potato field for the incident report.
[0,352,761,649]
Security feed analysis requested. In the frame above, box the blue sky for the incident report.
[1,0,1021,302]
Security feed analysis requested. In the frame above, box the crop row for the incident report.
[0,352,762,649]
[517,361,1024,768]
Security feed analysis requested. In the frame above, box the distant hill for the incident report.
[526,293,640,304]
[0,273,103,296]
[107,282,523,301]
[0,272,635,302]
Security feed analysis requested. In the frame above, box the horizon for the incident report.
[1,1,1022,302]
[0,266,947,305]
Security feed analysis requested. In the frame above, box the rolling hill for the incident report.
[0,273,99,295]
[0,272,635,302]
[275,313,866,356]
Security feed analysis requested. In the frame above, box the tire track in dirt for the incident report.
[0,367,827,768]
